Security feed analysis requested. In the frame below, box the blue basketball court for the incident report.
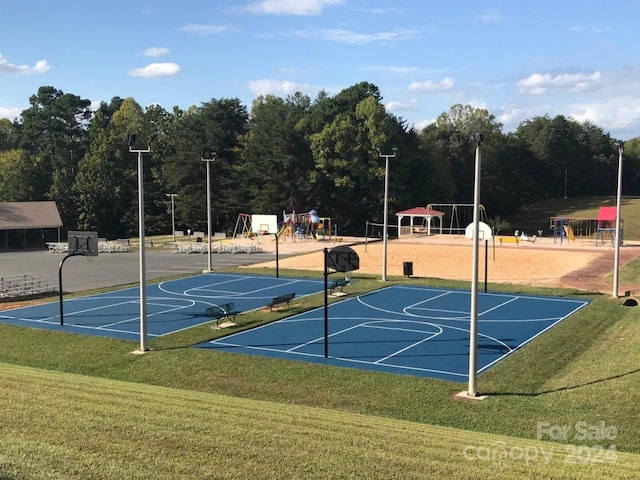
[197,285,590,381]
[0,273,324,340]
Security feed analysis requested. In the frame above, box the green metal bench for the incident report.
[268,292,296,311]
[206,303,241,327]
[329,278,350,295]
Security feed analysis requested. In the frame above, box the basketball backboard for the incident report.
[68,231,99,257]
[326,246,359,272]
[465,221,493,241]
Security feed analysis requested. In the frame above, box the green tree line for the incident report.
[1,83,639,239]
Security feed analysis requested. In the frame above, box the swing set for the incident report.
[425,203,488,236]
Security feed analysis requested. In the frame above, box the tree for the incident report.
[239,94,314,219]
[75,98,147,238]
[162,98,249,233]
[309,94,394,231]
[17,86,92,227]
[0,149,30,201]
[0,118,19,151]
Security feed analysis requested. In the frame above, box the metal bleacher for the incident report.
[0,274,56,300]
[172,242,263,254]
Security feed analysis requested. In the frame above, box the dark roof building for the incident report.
[0,202,63,230]
[0,202,63,250]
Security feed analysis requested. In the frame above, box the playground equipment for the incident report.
[549,213,620,245]
[232,213,252,239]
[278,210,333,241]
[595,206,623,246]
[232,213,278,239]
[425,203,488,236]
[550,217,575,244]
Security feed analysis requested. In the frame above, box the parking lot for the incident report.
[0,248,279,293]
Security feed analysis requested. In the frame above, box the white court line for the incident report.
[157,276,246,296]
[207,340,468,378]
[100,302,194,329]
[478,296,519,316]
[364,324,441,335]
[196,279,304,298]
[372,324,443,364]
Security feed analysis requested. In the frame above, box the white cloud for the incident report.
[289,27,422,44]
[354,7,404,15]
[129,63,181,77]
[179,24,233,36]
[0,54,50,75]
[408,77,454,91]
[494,104,551,132]
[0,106,21,119]
[245,0,344,16]
[143,47,170,57]
[569,26,611,33]
[517,71,601,95]
[247,78,315,97]
[477,10,509,23]
[569,97,640,134]
[412,118,436,130]
[386,99,420,112]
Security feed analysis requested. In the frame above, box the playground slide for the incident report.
[563,225,575,241]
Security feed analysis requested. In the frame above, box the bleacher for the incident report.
[172,242,263,254]
[47,241,130,254]
[0,274,56,300]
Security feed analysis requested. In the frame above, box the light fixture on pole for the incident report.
[613,140,624,298]
[201,150,216,273]
[128,133,152,353]
[165,193,177,243]
[467,133,483,398]
[378,147,397,282]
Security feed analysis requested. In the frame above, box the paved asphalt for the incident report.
[1,249,280,293]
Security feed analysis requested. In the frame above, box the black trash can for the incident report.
[403,261,413,277]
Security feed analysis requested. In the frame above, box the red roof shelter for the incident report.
[396,207,445,236]
[595,206,622,246]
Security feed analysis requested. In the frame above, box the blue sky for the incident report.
[1,0,639,140]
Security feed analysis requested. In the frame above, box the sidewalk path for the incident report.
[560,248,640,294]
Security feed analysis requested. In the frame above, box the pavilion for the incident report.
[396,207,445,237]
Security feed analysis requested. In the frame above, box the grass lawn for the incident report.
[2,361,639,480]
[2,196,640,478]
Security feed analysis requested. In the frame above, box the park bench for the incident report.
[206,303,241,327]
[329,278,350,295]
[268,292,296,311]
[498,236,519,246]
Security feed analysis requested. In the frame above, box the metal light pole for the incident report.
[613,141,624,298]
[202,151,216,273]
[564,163,568,200]
[468,133,483,397]
[378,147,397,281]
[128,134,151,353]
[166,193,177,242]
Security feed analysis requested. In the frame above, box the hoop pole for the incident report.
[323,248,329,358]
[613,142,624,298]
[468,135,482,397]
[58,252,83,326]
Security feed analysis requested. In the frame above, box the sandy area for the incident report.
[246,234,640,290]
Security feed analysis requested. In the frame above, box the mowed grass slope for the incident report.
[2,362,639,480]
